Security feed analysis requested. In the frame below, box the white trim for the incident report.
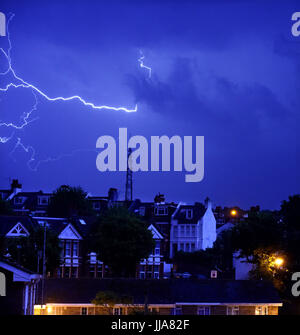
[0,261,41,282]
[58,224,82,240]
[6,222,29,237]
[148,224,163,240]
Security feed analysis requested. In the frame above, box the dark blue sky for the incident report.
[0,0,299,209]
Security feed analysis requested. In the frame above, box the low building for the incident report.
[34,279,282,315]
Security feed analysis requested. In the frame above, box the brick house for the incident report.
[34,279,282,315]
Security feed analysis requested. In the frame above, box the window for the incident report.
[71,267,77,278]
[197,307,210,315]
[154,206,168,216]
[139,207,145,216]
[97,264,103,277]
[191,225,196,237]
[173,226,178,238]
[227,306,239,315]
[186,225,190,237]
[89,265,95,278]
[65,241,71,257]
[93,202,100,209]
[186,209,193,219]
[64,267,70,278]
[81,307,87,315]
[185,243,190,252]
[154,272,159,279]
[140,272,145,279]
[180,225,185,236]
[113,308,123,315]
[191,243,195,252]
[255,306,268,315]
[38,196,49,205]
[180,243,184,251]
[14,197,24,204]
[155,241,160,255]
[73,242,78,257]
[172,307,182,315]
[153,265,160,272]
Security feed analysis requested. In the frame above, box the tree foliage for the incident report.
[91,206,154,277]
[47,185,93,217]
[0,198,13,215]
[92,291,133,306]
[2,225,61,274]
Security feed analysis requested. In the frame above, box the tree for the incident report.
[47,185,93,217]
[230,211,283,259]
[92,291,133,306]
[3,225,61,274]
[0,198,13,215]
[91,206,154,277]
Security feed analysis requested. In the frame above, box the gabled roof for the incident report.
[40,279,282,305]
[148,224,163,240]
[0,216,36,236]
[173,204,206,224]
[0,258,40,282]
[58,224,82,240]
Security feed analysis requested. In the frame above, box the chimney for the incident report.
[7,179,22,200]
[11,179,22,191]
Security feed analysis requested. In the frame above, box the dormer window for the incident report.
[38,196,49,205]
[14,196,24,205]
[154,206,168,216]
[93,202,100,210]
[186,209,193,219]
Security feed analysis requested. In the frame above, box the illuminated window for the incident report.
[227,306,239,315]
[255,306,268,315]
[198,307,210,315]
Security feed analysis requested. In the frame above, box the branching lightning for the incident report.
[0,14,151,171]
[0,14,137,114]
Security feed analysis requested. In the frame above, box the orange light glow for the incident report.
[230,209,237,216]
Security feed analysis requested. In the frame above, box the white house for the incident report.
[169,198,216,258]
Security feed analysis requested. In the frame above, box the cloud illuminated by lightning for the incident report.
[138,50,152,78]
[0,14,137,115]
[0,14,151,171]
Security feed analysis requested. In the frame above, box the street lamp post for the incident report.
[41,222,47,306]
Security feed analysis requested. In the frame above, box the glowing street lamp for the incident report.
[274,257,284,268]
[230,209,237,217]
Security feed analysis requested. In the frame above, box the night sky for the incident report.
[0,0,299,209]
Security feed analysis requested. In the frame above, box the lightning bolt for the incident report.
[0,14,143,170]
[0,14,137,114]
[10,137,99,171]
[138,50,152,78]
